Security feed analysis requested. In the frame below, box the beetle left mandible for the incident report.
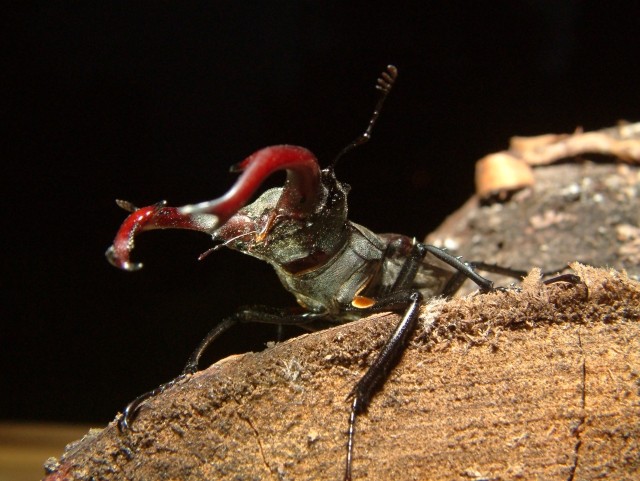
[106,65,579,480]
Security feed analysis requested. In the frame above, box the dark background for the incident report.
[4,2,639,424]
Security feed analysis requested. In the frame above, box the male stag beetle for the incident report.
[106,65,577,480]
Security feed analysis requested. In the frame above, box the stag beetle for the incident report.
[106,65,577,480]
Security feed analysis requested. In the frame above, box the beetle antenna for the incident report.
[198,230,260,261]
[331,65,398,169]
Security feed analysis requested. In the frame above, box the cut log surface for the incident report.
[44,161,640,481]
[428,162,640,295]
[43,266,640,481]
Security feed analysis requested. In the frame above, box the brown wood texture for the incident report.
[42,266,640,481]
[428,162,640,296]
[42,159,640,481]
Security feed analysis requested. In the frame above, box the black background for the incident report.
[4,2,639,424]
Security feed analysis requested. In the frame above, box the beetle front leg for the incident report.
[342,243,495,480]
[344,291,423,481]
[117,314,241,432]
[119,306,328,431]
[182,306,329,374]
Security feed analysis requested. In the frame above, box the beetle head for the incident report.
[212,168,349,272]
[106,145,337,271]
[107,66,397,272]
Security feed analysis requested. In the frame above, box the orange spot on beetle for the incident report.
[351,296,376,309]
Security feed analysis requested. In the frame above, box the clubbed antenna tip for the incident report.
[376,65,398,93]
[331,65,398,169]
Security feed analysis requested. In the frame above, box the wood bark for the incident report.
[43,154,640,480]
